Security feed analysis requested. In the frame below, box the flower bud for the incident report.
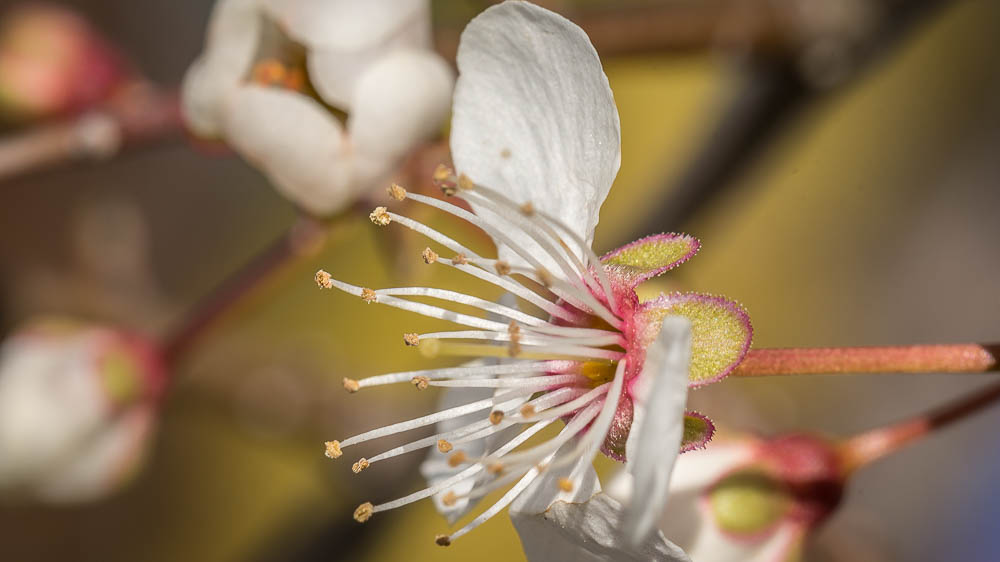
[0,318,164,503]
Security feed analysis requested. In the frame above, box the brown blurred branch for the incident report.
[0,81,182,182]
[838,380,1000,475]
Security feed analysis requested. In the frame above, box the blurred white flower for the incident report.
[609,432,845,562]
[182,0,454,216]
[0,319,165,503]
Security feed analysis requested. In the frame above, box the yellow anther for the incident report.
[360,288,377,303]
[457,173,475,191]
[437,439,453,453]
[315,269,333,289]
[369,206,391,226]
[411,376,430,390]
[448,451,468,467]
[500,148,512,158]
[387,183,407,201]
[508,321,522,357]
[489,410,504,425]
[354,502,374,523]
[520,202,535,216]
[324,440,343,459]
[421,247,438,264]
[558,477,574,492]
[536,267,554,288]
[453,253,468,265]
[352,458,370,473]
[536,463,549,473]
[251,58,286,86]
[487,462,505,475]
[433,163,453,181]
[343,378,360,393]
[403,333,420,346]
[441,491,458,507]
[433,164,457,196]
[435,535,452,547]
[519,404,536,417]
[494,261,512,276]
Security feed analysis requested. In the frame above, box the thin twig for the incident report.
[837,380,1000,475]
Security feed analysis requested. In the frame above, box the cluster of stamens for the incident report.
[318,166,639,545]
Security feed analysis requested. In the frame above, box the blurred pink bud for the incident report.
[647,432,844,562]
[0,318,164,503]
[0,3,126,121]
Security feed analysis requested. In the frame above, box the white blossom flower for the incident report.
[316,1,752,557]
[181,0,454,216]
[609,432,844,562]
[0,318,165,503]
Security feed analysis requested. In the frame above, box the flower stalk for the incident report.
[837,380,1000,476]
[161,216,329,365]
[732,343,999,377]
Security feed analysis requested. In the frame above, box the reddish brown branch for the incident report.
[732,344,999,377]
[837,381,1000,475]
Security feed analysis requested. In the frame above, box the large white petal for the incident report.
[450,1,621,265]
[181,0,261,137]
[347,49,453,186]
[220,85,355,216]
[512,492,691,562]
[622,316,692,547]
[261,0,428,52]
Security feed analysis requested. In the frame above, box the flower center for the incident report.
[316,168,647,545]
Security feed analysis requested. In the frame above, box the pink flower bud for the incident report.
[0,4,126,121]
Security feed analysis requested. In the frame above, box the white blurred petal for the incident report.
[676,517,807,562]
[512,492,691,562]
[181,0,261,136]
[450,1,621,266]
[261,0,428,51]
[347,49,453,185]
[623,316,691,547]
[305,7,432,110]
[220,85,355,216]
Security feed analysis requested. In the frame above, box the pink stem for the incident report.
[732,344,999,377]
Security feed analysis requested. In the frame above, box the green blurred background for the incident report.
[0,0,998,560]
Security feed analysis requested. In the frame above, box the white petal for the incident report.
[306,12,432,110]
[450,1,621,264]
[346,49,453,186]
[655,442,758,553]
[220,85,355,216]
[262,0,428,51]
[181,0,261,136]
[512,492,691,562]
[35,408,155,503]
[623,316,692,547]
[510,442,602,515]
[671,515,807,562]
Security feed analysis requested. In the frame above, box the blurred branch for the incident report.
[161,216,329,365]
[633,0,953,237]
[732,343,1000,377]
[0,81,182,182]
[837,380,1000,475]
